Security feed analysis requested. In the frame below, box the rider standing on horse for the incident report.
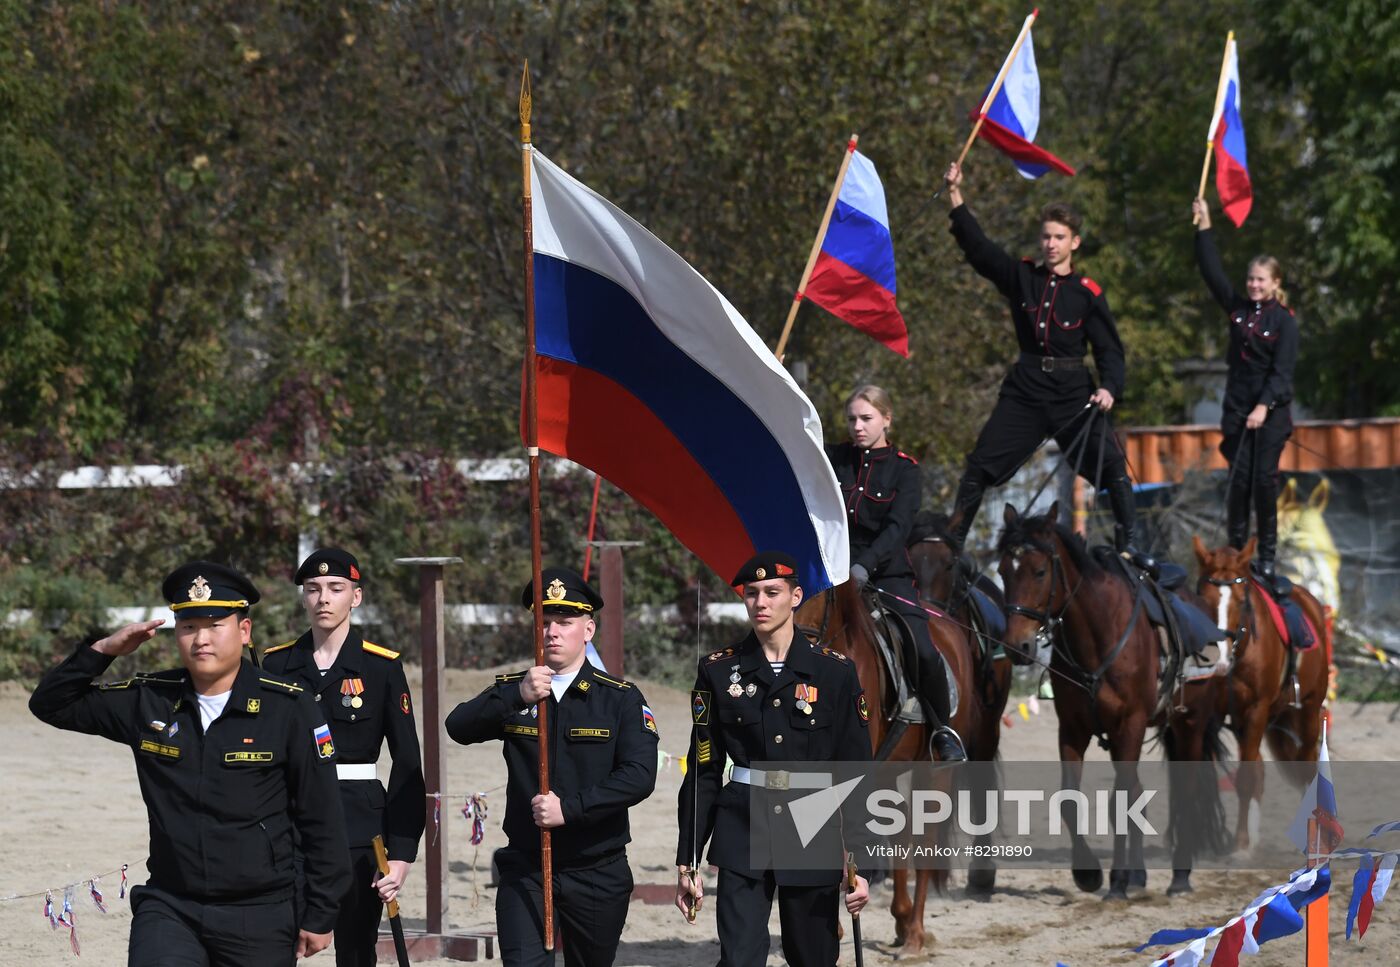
[941,163,1148,568]
[827,385,966,762]
[1191,197,1299,589]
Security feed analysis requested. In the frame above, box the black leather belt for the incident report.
[1018,352,1084,372]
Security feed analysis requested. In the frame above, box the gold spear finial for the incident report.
[519,60,532,145]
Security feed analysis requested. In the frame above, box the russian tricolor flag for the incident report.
[1208,37,1252,227]
[803,146,908,356]
[972,11,1075,180]
[1286,723,1342,855]
[526,149,850,592]
[1347,851,1397,939]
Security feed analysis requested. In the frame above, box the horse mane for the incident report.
[995,511,1104,579]
[909,510,953,546]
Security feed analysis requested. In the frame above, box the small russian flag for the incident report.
[1208,38,1252,227]
[972,11,1075,180]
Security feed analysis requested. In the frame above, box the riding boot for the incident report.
[948,474,986,550]
[920,648,967,762]
[1252,475,1281,594]
[1105,474,1156,574]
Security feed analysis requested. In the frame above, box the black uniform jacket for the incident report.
[827,442,920,581]
[261,629,426,861]
[676,631,872,886]
[29,647,350,933]
[1195,228,1299,416]
[445,659,659,869]
[949,203,1126,402]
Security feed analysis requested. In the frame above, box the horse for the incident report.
[907,511,1014,895]
[795,574,991,953]
[997,502,1229,899]
[1192,536,1331,849]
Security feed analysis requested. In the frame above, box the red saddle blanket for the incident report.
[1252,579,1320,651]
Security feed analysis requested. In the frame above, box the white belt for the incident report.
[729,767,831,791]
[336,763,377,781]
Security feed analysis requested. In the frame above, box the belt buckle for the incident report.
[1041,356,1054,372]
[765,770,790,791]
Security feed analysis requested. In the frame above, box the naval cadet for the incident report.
[260,548,426,966]
[942,162,1148,566]
[676,551,871,967]
[29,562,350,965]
[445,566,659,967]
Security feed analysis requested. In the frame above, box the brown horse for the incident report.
[1193,536,1331,850]
[998,503,1229,899]
[795,575,991,953]
[907,511,1013,895]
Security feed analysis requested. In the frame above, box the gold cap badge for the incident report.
[318,562,329,575]
[755,567,766,580]
[189,576,212,602]
[545,578,567,602]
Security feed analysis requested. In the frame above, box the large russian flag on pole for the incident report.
[973,11,1075,179]
[803,149,908,356]
[526,149,849,592]
[1207,37,1251,227]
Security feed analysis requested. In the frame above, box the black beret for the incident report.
[520,566,603,614]
[731,551,800,589]
[162,561,261,619]
[295,548,363,585]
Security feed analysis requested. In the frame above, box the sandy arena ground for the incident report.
[4,666,1399,966]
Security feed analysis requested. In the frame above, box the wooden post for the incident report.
[954,9,1040,170]
[1195,32,1235,224]
[583,540,642,675]
[773,133,859,362]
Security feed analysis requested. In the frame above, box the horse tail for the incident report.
[1164,711,1233,862]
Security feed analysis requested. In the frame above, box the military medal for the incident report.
[729,670,741,684]
[351,696,363,709]
[727,683,743,698]
[341,678,365,708]
[745,683,757,698]
[795,684,818,714]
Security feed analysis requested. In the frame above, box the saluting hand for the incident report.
[675,867,704,922]
[91,619,164,657]
[518,666,552,705]
[531,791,564,828]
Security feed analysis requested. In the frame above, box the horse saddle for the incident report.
[968,579,1007,658]
[1253,578,1319,651]
[863,590,958,724]
[1094,547,1226,680]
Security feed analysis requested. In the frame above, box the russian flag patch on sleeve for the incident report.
[313,723,335,760]
[642,705,659,737]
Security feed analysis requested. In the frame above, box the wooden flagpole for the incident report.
[1195,31,1235,225]
[518,60,555,951]
[773,133,859,362]
[954,8,1040,169]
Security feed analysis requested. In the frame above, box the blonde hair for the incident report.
[1249,254,1288,306]
[845,384,893,420]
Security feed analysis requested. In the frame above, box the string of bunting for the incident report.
[2,863,131,957]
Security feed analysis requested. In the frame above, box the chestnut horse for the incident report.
[795,576,992,953]
[1193,536,1331,850]
[907,511,1014,894]
[998,503,1229,899]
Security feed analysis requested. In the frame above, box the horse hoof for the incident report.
[1073,867,1104,893]
[1131,868,1148,889]
[1167,880,1194,897]
[966,864,997,896]
[1104,887,1130,902]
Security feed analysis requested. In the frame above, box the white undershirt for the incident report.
[550,668,581,702]
[197,690,232,732]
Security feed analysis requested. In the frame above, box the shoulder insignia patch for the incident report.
[495,671,528,684]
[896,450,918,465]
[592,671,631,690]
[704,647,735,664]
[261,640,296,656]
[362,641,401,660]
[1080,276,1103,297]
[819,647,849,663]
[258,675,304,694]
[1021,256,1036,265]
[691,689,711,725]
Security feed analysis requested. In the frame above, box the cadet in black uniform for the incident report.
[445,567,659,967]
[827,384,965,761]
[942,162,1146,562]
[29,562,350,966]
[1192,197,1300,586]
[260,548,426,966]
[676,551,871,967]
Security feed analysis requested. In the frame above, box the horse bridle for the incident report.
[1002,539,1075,654]
[1201,573,1253,644]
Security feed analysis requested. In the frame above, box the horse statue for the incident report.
[997,502,1229,899]
[1276,477,1342,614]
[1193,535,1331,849]
[795,569,1003,953]
[907,511,1013,895]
